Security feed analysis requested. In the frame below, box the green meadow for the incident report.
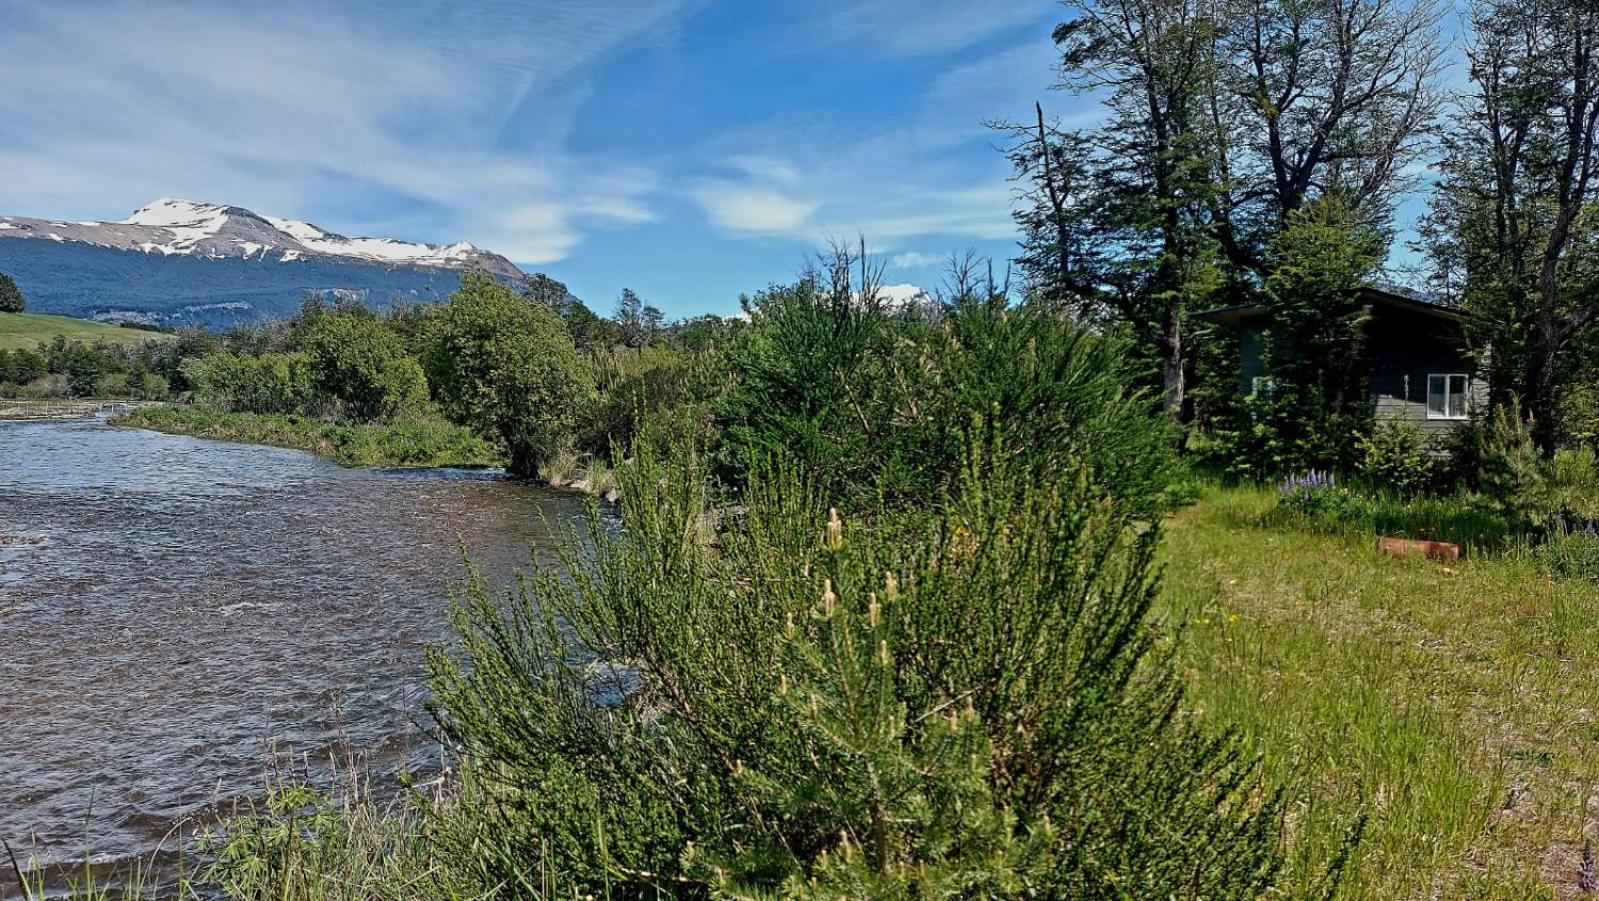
[0,312,170,352]
[1164,487,1599,898]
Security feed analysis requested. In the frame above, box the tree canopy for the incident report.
[423,273,595,477]
[0,272,26,313]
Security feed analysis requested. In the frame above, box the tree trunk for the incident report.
[1526,332,1560,455]
[507,441,537,480]
[1162,309,1186,422]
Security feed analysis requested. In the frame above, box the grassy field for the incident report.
[0,311,171,351]
[1163,487,1599,898]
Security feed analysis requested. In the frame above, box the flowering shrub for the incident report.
[1277,470,1342,516]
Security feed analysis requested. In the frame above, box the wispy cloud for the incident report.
[0,1,692,263]
[890,251,941,269]
[817,0,1051,56]
[683,33,1057,251]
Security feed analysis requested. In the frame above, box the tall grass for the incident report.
[1164,486,1599,897]
[1260,483,1524,553]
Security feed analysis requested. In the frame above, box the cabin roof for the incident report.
[1194,284,1473,328]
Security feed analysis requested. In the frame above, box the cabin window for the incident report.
[1427,373,1469,420]
[1250,376,1275,398]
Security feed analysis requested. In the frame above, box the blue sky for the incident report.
[0,0,1069,318]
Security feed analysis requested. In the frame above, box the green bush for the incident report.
[580,344,721,458]
[303,312,428,423]
[1356,417,1437,496]
[184,351,315,414]
[717,281,1175,519]
[425,435,1288,897]
[1204,382,1367,482]
[423,273,595,478]
[1470,401,1599,531]
[1535,529,1599,583]
[1478,400,1548,525]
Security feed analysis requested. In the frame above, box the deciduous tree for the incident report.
[424,274,595,478]
[1424,0,1599,452]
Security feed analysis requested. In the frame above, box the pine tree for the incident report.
[0,272,25,313]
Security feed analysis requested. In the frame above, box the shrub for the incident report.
[1478,399,1549,525]
[536,446,582,486]
[1472,401,1599,531]
[580,345,720,458]
[1536,529,1599,584]
[302,312,428,423]
[18,373,67,398]
[94,371,131,397]
[1205,382,1367,482]
[136,371,170,400]
[425,435,1287,897]
[1356,417,1437,496]
[1546,446,1599,525]
[717,279,1175,519]
[183,351,315,415]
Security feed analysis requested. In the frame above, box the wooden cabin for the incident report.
[1197,286,1488,438]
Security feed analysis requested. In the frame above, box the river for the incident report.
[0,416,588,891]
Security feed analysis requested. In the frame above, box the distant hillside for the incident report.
[0,199,549,328]
[0,312,172,352]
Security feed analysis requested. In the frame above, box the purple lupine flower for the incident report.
[1580,841,1597,893]
[1279,470,1336,494]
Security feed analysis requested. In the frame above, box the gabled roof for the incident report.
[1195,284,1472,328]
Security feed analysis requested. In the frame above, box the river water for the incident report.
[0,416,587,889]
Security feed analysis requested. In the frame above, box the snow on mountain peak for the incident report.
[119,198,233,249]
[122,198,229,228]
[261,214,328,242]
[0,198,522,278]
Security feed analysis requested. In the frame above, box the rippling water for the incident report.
[0,417,586,890]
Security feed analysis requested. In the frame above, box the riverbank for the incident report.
[0,398,151,421]
[111,406,503,469]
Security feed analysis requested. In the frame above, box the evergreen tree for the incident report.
[614,288,664,348]
[0,272,26,313]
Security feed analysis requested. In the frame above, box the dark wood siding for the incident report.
[1365,307,1483,439]
[1238,325,1263,393]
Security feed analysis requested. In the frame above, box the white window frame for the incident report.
[1426,373,1470,420]
[1250,375,1275,398]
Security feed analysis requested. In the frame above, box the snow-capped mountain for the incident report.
[0,198,523,277]
[0,199,539,327]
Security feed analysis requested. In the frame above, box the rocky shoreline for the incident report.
[0,399,149,421]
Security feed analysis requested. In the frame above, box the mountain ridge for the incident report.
[0,199,541,328]
[0,198,524,277]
